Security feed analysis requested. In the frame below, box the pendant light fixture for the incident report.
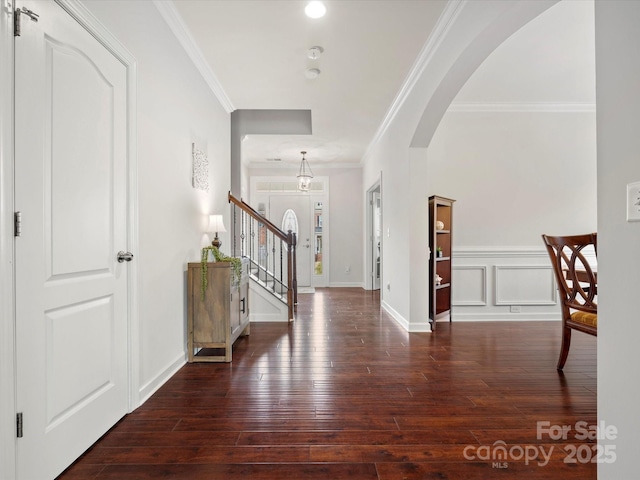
[297,151,314,192]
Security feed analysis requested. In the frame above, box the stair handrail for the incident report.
[228,192,297,320]
[229,193,287,242]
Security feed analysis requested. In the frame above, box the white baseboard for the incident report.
[452,312,561,322]
[381,300,408,330]
[138,353,186,407]
[409,321,433,332]
[250,313,287,322]
[381,301,434,332]
[382,301,434,332]
[328,282,364,288]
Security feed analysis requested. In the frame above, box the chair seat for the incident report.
[570,311,598,328]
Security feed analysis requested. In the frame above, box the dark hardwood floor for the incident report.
[58,287,596,479]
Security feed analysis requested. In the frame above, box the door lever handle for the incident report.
[117,251,134,263]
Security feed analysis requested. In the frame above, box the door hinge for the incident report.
[16,412,23,438]
[14,211,22,237]
[14,6,39,37]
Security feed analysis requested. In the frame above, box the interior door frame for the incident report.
[371,188,381,290]
[0,2,139,477]
[0,1,17,477]
[365,175,382,291]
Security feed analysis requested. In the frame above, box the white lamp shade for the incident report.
[207,214,227,233]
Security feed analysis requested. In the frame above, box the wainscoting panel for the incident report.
[450,247,567,322]
[494,265,557,305]
[451,266,487,306]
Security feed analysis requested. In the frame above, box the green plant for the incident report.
[200,246,242,299]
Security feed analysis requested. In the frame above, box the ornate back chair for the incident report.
[541,233,597,370]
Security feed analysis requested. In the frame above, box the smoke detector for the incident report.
[305,68,321,80]
[307,46,324,60]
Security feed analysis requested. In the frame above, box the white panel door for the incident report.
[269,195,312,287]
[14,1,129,478]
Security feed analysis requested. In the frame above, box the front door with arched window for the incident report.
[269,196,312,287]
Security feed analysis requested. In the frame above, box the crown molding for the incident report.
[447,102,596,113]
[453,246,547,258]
[453,246,596,261]
[152,0,235,113]
[361,0,466,163]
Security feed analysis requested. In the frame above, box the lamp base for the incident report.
[212,235,221,249]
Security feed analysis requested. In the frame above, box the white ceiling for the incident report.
[169,0,595,168]
[171,0,446,167]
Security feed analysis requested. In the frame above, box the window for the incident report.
[281,209,298,235]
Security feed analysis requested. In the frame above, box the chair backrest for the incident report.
[541,233,597,315]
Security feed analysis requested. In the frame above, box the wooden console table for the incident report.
[187,259,250,362]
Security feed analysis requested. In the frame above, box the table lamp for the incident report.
[207,214,226,249]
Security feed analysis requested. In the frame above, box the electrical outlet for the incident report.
[510,305,521,313]
[627,182,640,221]
[345,265,351,274]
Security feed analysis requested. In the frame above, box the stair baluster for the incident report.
[228,192,297,321]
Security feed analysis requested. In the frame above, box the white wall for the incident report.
[83,1,230,402]
[427,109,596,320]
[595,2,640,477]
[248,166,363,287]
[325,167,363,286]
[429,111,597,246]
[363,122,415,327]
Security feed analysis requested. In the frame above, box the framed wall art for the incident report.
[192,143,209,192]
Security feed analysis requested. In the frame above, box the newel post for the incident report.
[291,232,298,307]
[286,230,297,321]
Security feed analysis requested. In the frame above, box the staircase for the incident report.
[228,192,297,321]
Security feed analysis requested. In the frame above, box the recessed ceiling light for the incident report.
[305,68,321,80]
[307,46,324,60]
[305,1,326,19]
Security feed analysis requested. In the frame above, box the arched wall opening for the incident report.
[425,0,596,322]
[363,0,561,331]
